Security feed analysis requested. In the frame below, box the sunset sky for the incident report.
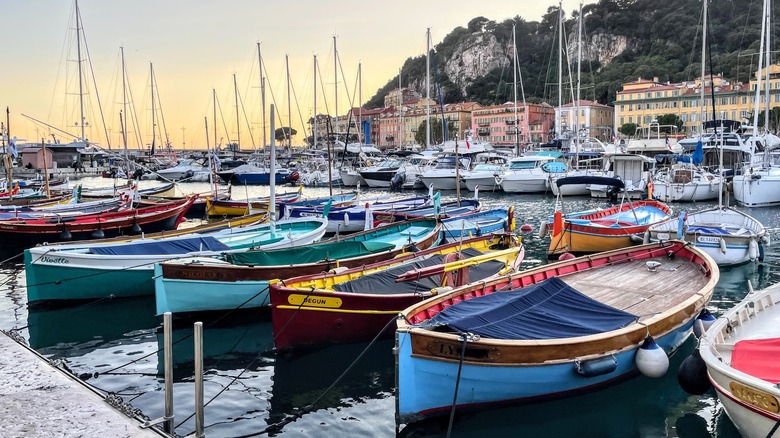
[3,0,594,150]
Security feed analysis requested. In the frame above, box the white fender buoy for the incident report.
[748,239,758,261]
[343,212,350,228]
[719,237,727,255]
[635,336,669,378]
[538,220,548,239]
[643,230,650,245]
[761,234,771,247]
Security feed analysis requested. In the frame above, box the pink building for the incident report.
[471,102,555,148]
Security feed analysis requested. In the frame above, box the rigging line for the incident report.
[78,8,111,148]
[315,61,332,117]
[151,68,171,148]
[236,86,257,150]
[336,55,355,110]
[10,294,118,334]
[215,94,231,148]
[287,74,309,145]
[122,58,144,150]
[100,284,271,376]
[235,314,400,438]
[259,61,287,135]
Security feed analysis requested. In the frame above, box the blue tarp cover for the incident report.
[423,277,638,340]
[89,236,231,255]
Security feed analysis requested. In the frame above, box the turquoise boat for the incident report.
[154,219,442,315]
[24,217,328,306]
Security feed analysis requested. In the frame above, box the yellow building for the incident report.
[614,65,780,135]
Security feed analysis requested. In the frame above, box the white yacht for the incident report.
[496,152,562,193]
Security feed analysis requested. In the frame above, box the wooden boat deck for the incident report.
[562,256,709,321]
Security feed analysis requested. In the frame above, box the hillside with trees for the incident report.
[365,0,769,110]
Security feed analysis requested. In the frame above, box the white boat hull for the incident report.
[653,180,720,202]
[733,169,780,207]
[700,283,780,438]
[419,176,465,191]
[499,176,548,193]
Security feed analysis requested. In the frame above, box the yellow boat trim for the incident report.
[276,305,400,315]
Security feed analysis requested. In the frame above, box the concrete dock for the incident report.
[0,330,166,438]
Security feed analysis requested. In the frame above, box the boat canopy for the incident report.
[556,176,624,188]
[421,277,638,340]
[332,248,504,295]
[89,236,231,256]
[225,241,396,266]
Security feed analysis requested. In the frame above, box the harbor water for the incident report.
[1,176,778,437]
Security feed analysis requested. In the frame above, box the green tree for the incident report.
[275,127,297,142]
[656,114,684,132]
[619,123,637,137]
[414,118,458,146]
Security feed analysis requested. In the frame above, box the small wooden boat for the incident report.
[395,241,717,426]
[647,206,768,266]
[698,282,780,438]
[441,207,514,239]
[269,233,522,350]
[284,194,432,233]
[545,177,673,258]
[206,187,303,217]
[373,198,481,225]
[25,216,328,305]
[154,218,442,315]
[0,196,196,247]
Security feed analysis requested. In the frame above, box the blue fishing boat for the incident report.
[24,217,328,305]
[440,207,515,239]
[395,241,717,426]
[154,218,442,315]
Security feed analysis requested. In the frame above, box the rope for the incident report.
[446,333,471,438]
[101,285,270,376]
[0,251,24,265]
[231,314,400,438]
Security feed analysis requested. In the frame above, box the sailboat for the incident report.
[647,0,768,266]
[547,1,606,196]
[732,0,780,207]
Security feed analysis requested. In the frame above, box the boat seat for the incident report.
[590,219,636,227]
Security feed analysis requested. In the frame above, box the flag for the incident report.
[433,192,441,218]
[665,136,672,151]
[9,140,17,158]
[465,139,471,149]
[211,152,221,170]
[322,198,333,218]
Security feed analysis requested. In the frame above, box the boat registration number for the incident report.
[729,381,780,413]
[697,236,721,244]
[287,294,342,308]
[656,233,670,240]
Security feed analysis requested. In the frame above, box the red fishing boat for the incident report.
[269,232,522,350]
[0,195,196,247]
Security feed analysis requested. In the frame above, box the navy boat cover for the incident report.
[332,248,504,295]
[423,277,637,340]
[89,236,231,256]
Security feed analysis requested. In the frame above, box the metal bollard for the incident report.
[194,321,204,438]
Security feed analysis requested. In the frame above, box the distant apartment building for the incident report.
[403,100,481,147]
[472,102,555,147]
[614,65,780,135]
[556,100,614,141]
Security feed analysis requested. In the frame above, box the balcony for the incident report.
[477,129,490,136]
[505,119,515,125]
[476,121,490,127]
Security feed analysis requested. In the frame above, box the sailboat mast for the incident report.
[426,28,431,149]
[121,47,128,170]
[212,89,217,149]
[557,0,563,138]
[513,24,519,156]
[150,62,156,154]
[257,43,267,149]
[75,0,86,141]
[233,73,240,150]
[700,0,707,133]
[285,55,292,150]
[398,69,402,149]
[314,55,318,150]
[751,0,769,157]
[575,2,582,161]
[358,62,363,144]
[334,36,339,146]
